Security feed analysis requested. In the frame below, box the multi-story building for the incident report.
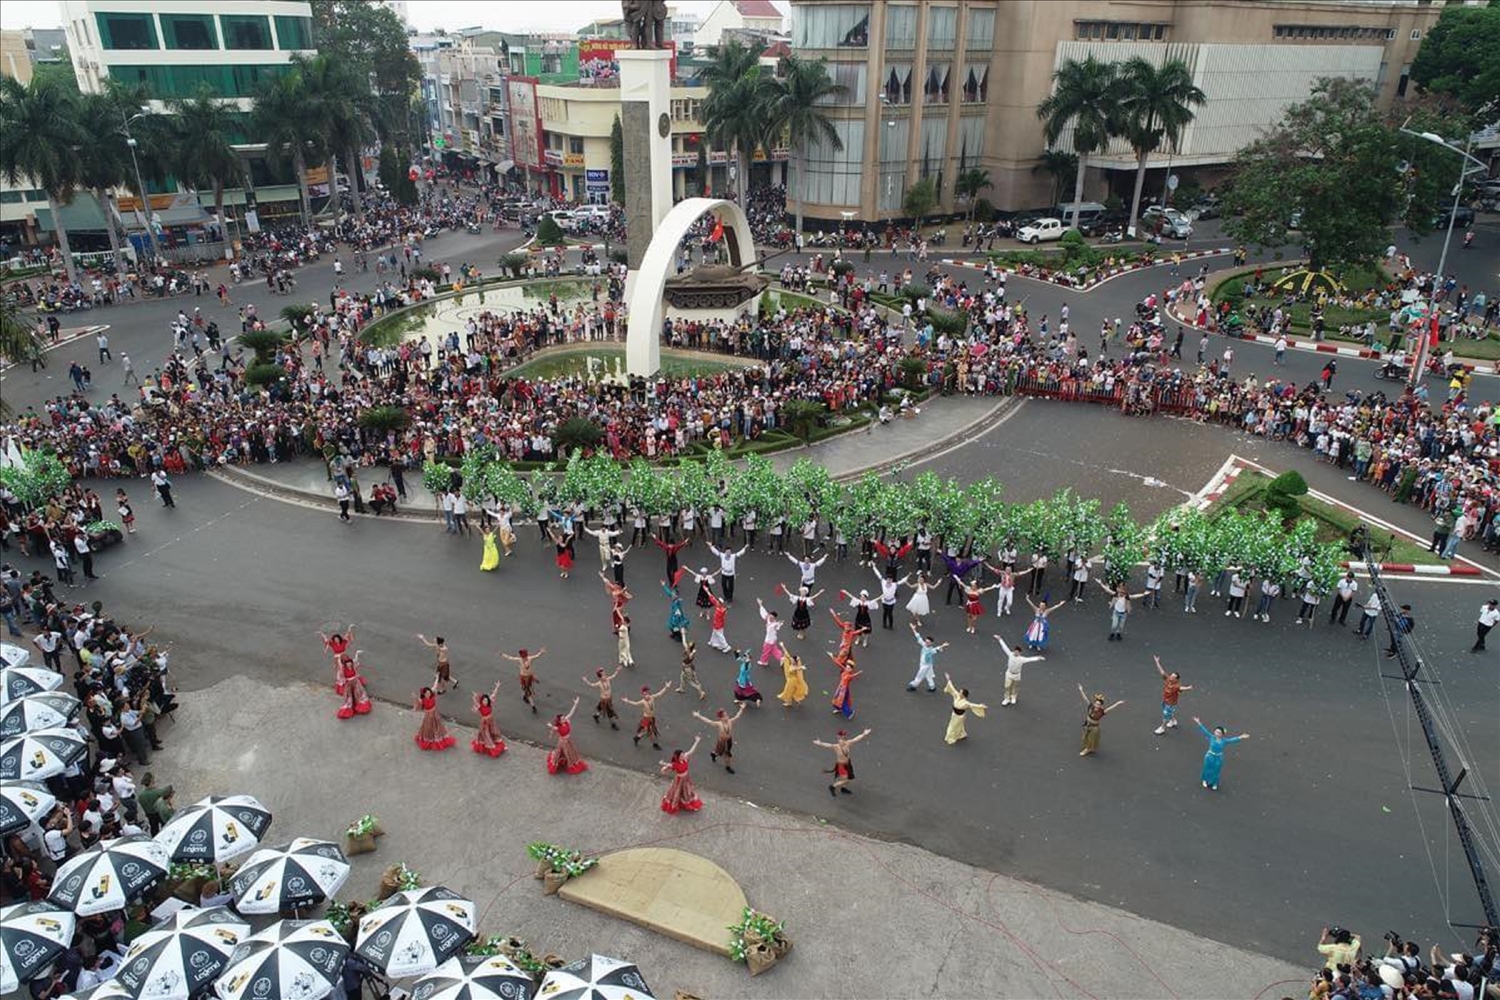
[695,0,786,48]
[60,0,316,109]
[788,0,1448,224]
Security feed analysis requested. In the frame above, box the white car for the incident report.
[1,642,30,670]
[1016,217,1065,244]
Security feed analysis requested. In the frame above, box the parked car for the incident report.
[1434,205,1476,229]
[0,642,30,670]
[1146,213,1194,239]
[1079,210,1129,237]
[1141,205,1190,226]
[1188,195,1221,220]
[1016,217,1066,243]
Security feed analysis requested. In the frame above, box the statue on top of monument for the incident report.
[621,0,668,50]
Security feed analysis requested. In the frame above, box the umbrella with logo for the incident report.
[64,982,133,1000]
[0,780,57,836]
[411,954,535,1000]
[0,692,82,738]
[1,901,77,995]
[228,838,350,915]
[1,726,88,781]
[213,920,349,1000]
[535,955,656,1000]
[353,886,476,978]
[49,835,171,916]
[155,796,272,865]
[116,907,250,1000]
[0,666,64,704]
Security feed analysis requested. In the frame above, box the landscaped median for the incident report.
[937,243,1231,291]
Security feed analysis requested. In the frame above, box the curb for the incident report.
[1342,561,1485,577]
[0,323,110,375]
[939,248,1232,293]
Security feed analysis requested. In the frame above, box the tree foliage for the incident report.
[378,144,417,205]
[609,115,625,205]
[1409,5,1500,113]
[902,177,937,226]
[1220,78,1451,273]
[765,55,844,235]
[1037,56,1121,228]
[309,0,420,152]
[1118,57,1205,234]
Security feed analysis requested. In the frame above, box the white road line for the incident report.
[99,495,264,577]
[899,399,1029,470]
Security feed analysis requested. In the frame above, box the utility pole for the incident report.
[1366,553,1498,930]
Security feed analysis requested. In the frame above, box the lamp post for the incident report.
[120,108,162,260]
[1397,128,1486,386]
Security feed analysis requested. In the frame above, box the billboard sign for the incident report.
[507,77,542,170]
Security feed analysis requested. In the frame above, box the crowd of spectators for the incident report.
[1303,925,1499,1000]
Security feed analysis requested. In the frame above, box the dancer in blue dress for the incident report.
[1194,717,1250,790]
[1023,594,1068,651]
[663,579,691,644]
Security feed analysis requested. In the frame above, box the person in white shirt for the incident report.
[1329,571,1359,626]
[755,599,784,666]
[1473,599,1500,652]
[1355,592,1382,639]
[994,635,1044,705]
[709,542,747,601]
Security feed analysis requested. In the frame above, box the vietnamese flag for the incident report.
[709,217,725,243]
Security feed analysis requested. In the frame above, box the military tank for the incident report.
[662,261,770,310]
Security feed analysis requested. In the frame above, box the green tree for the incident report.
[378,144,417,205]
[30,59,79,95]
[609,114,625,205]
[301,53,375,221]
[309,0,421,156]
[73,92,133,266]
[700,40,775,208]
[1033,149,1077,205]
[252,66,324,226]
[1118,57,1206,236]
[0,299,43,378]
[535,214,566,246]
[954,167,992,221]
[766,55,845,236]
[1036,56,1121,229]
[0,77,84,283]
[902,176,937,230]
[165,85,244,245]
[1410,4,1500,113]
[1221,77,1450,273]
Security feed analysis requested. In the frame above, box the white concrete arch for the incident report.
[625,197,758,376]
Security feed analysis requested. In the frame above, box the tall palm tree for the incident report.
[301,54,374,222]
[1119,57,1206,236]
[0,299,43,380]
[699,40,772,207]
[0,77,85,283]
[1033,149,1077,205]
[73,92,133,266]
[766,55,845,236]
[167,85,244,245]
[1036,56,1122,230]
[252,67,323,226]
[955,167,992,221]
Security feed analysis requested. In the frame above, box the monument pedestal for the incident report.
[618,48,674,377]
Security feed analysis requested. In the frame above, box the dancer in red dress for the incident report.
[956,577,1000,634]
[653,536,692,579]
[828,607,868,666]
[659,736,704,814]
[599,573,632,631]
[547,525,575,578]
[546,697,589,774]
[470,681,506,757]
[413,687,456,751]
[320,626,355,680]
[334,653,372,719]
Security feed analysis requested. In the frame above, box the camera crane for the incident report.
[1364,547,1498,930]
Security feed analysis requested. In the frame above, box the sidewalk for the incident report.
[212,395,1008,517]
[157,674,1307,1000]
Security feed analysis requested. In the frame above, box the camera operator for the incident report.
[1319,926,1363,971]
[1379,932,1424,979]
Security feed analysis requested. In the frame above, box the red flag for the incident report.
[709,217,724,243]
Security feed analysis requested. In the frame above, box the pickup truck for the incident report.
[1016,217,1065,243]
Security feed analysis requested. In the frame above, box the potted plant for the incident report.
[527,842,598,895]
[727,908,790,976]
[345,815,382,856]
[376,862,421,900]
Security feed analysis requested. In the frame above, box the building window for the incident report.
[803,118,865,206]
[822,62,866,105]
[221,14,272,51]
[923,63,950,105]
[967,8,995,50]
[960,65,988,104]
[793,5,869,48]
[273,15,312,50]
[882,64,912,106]
[160,14,217,50]
[670,97,700,122]
[927,7,956,50]
[95,12,157,50]
[1409,28,1421,40]
[920,113,946,201]
[885,5,917,49]
[878,117,908,212]
[110,63,284,98]
[1396,63,1410,98]
[568,136,584,154]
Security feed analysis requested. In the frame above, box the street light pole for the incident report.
[1398,129,1485,387]
[121,110,162,260]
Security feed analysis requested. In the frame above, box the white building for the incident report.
[694,0,785,49]
[60,0,317,109]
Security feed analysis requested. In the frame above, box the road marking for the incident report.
[99,494,264,577]
[896,399,1029,471]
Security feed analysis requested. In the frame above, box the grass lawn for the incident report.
[1214,471,1440,566]
[505,345,748,381]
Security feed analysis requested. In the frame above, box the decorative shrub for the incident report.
[244,363,287,387]
[535,216,566,246]
[358,406,410,433]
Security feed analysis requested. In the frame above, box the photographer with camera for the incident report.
[1319,926,1363,971]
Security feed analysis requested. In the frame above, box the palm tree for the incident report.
[1119,57,1206,237]
[73,92,133,266]
[765,55,845,236]
[0,299,43,381]
[301,54,375,222]
[699,40,772,207]
[1033,149,1077,205]
[0,77,85,283]
[1036,56,1122,230]
[954,167,992,221]
[252,67,323,226]
[166,85,244,246]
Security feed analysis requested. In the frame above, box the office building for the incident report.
[787,0,1447,223]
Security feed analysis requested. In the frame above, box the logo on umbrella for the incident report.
[212,929,241,945]
[29,749,46,770]
[222,821,240,844]
[35,917,61,933]
[221,972,249,995]
[254,879,279,901]
[90,874,113,899]
[18,791,39,807]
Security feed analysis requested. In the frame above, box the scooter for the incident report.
[1373,359,1407,381]
[1462,230,1474,250]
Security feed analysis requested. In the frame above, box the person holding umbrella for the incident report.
[545,698,588,775]
[658,737,704,814]
[412,687,455,752]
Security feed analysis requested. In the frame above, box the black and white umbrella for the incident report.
[411,954,535,1000]
[64,982,133,1000]
[1,901,77,995]
[0,665,64,704]
[228,838,350,915]
[535,955,656,1000]
[353,887,477,978]
[213,920,349,1000]
[0,779,57,836]
[49,835,171,916]
[0,692,82,738]
[1,726,89,781]
[155,796,273,864]
[117,907,251,1000]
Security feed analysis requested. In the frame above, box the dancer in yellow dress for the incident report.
[480,528,501,572]
[776,643,808,707]
[942,674,987,744]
